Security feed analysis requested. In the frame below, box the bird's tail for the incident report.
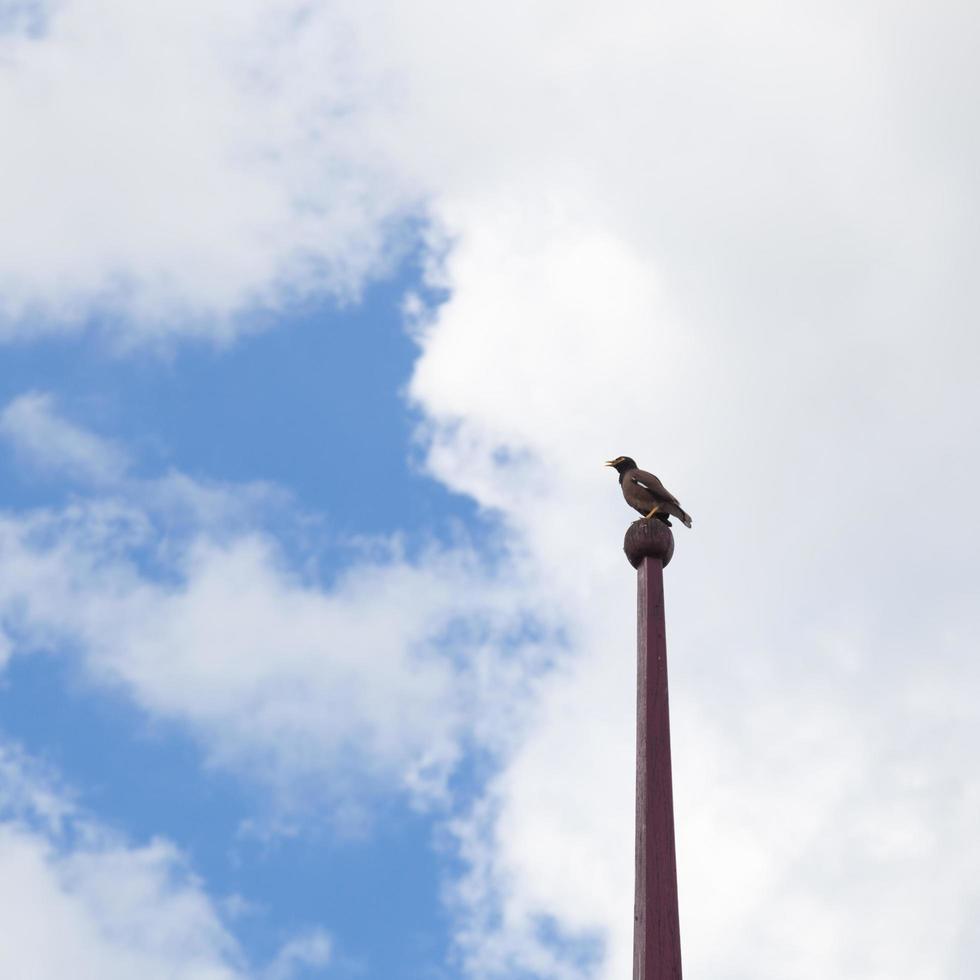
[666,501,693,528]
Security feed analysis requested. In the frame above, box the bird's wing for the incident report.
[630,470,679,504]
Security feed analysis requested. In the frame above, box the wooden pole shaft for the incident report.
[633,555,682,980]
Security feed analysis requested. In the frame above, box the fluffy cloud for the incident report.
[3,2,980,979]
[0,740,337,979]
[395,4,980,978]
[263,930,332,980]
[0,395,550,821]
[0,0,418,337]
[0,741,247,979]
[0,391,129,483]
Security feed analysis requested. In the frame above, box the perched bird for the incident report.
[605,456,693,528]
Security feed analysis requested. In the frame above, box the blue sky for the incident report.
[0,270,464,976]
[1,3,979,980]
[0,265,472,539]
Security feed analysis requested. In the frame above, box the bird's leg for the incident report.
[644,506,659,519]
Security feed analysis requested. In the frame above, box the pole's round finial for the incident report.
[624,518,674,569]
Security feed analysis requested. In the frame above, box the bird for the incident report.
[605,456,692,528]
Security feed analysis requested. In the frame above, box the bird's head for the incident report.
[604,456,637,474]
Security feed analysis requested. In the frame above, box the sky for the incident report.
[0,2,979,979]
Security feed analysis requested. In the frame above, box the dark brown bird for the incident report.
[605,456,692,528]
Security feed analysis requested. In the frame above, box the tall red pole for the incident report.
[624,519,682,980]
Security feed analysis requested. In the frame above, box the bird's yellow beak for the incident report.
[603,459,616,467]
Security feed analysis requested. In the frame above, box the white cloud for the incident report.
[262,929,331,980]
[386,3,980,978]
[0,739,340,979]
[0,395,551,822]
[0,391,129,483]
[3,2,980,978]
[0,741,74,832]
[0,740,248,980]
[0,0,418,338]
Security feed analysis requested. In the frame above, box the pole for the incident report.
[624,519,682,980]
